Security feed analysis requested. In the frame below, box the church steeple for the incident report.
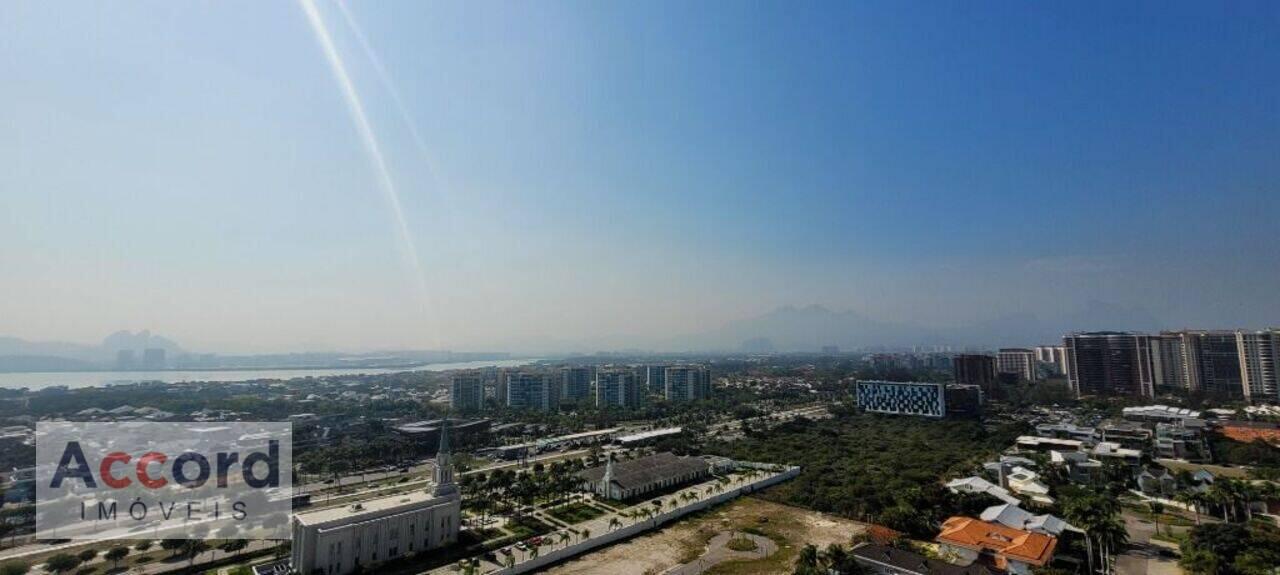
[600,453,615,497]
[432,418,458,497]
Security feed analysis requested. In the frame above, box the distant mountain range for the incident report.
[0,330,185,372]
[0,301,1167,370]
[0,330,180,360]
[0,331,507,373]
[670,301,1166,352]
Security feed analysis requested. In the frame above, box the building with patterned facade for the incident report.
[857,380,947,418]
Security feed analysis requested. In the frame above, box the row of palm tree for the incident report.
[1171,478,1280,523]
[1062,491,1129,575]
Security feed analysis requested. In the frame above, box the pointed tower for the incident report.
[600,453,615,498]
[432,419,458,498]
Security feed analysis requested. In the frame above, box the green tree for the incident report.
[220,539,250,557]
[1175,492,1201,525]
[160,538,186,556]
[42,554,80,574]
[1148,500,1164,535]
[77,549,98,563]
[184,540,210,567]
[1179,547,1221,575]
[794,544,821,575]
[105,546,130,568]
[0,562,29,575]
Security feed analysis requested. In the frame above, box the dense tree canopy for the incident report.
[703,411,1026,537]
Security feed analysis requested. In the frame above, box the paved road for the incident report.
[664,531,777,575]
[1116,510,1182,575]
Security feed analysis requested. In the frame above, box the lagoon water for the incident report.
[0,358,539,390]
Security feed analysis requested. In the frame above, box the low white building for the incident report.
[577,452,711,500]
[980,504,1076,536]
[1004,467,1053,506]
[946,476,1020,506]
[291,427,461,575]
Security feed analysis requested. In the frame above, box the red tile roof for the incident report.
[936,517,1058,567]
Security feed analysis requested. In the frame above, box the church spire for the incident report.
[432,417,458,497]
[600,453,615,497]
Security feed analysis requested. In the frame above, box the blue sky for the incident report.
[2,1,1277,353]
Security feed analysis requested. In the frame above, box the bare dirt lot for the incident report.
[543,496,867,575]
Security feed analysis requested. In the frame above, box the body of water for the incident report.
[0,358,540,390]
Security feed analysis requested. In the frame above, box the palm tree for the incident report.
[558,531,571,548]
[1148,501,1164,535]
[822,543,850,573]
[796,544,821,575]
[608,517,621,531]
[1093,516,1129,575]
[1207,482,1234,522]
[581,528,590,542]
[1063,494,1101,573]
[1236,481,1259,521]
[1174,492,1201,525]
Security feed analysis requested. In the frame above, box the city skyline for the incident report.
[3,1,1279,354]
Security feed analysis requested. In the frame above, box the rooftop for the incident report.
[937,516,1058,567]
[1123,405,1201,419]
[980,504,1076,536]
[577,452,709,491]
[294,488,451,527]
[615,427,683,443]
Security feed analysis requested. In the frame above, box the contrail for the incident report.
[297,0,440,347]
[334,0,450,193]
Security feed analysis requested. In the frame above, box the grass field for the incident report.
[547,502,607,525]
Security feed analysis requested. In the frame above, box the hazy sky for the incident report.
[2,1,1278,353]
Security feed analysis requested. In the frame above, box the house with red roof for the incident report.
[935,516,1058,575]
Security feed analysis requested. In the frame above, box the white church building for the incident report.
[291,425,462,575]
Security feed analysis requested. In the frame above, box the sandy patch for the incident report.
[543,497,866,575]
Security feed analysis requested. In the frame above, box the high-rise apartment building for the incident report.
[1175,331,1244,398]
[560,366,593,404]
[450,371,484,411]
[1063,332,1154,398]
[645,364,671,398]
[1148,334,1187,390]
[1238,329,1280,402]
[1033,345,1068,375]
[953,354,997,390]
[505,371,559,410]
[663,366,711,402]
[595,369,639,409]
[996,348,1038,382]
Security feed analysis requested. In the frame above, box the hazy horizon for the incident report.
[3,1,1278,355]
